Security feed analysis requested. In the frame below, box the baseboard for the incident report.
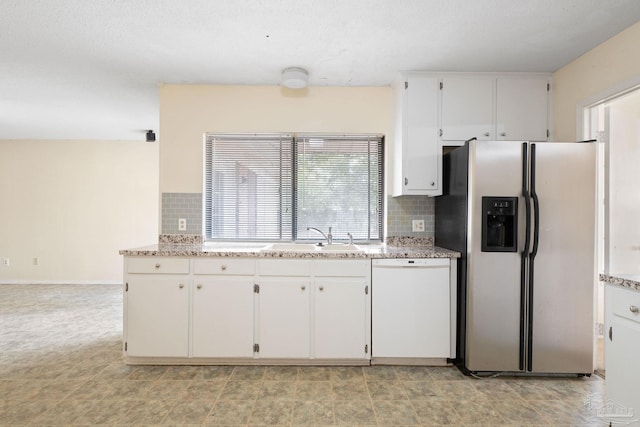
[0,280,122,285]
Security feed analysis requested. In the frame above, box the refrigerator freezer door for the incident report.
[529,142,596,374]
[466,141,526,372]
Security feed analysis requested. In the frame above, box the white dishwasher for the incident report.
[371,258,454,362]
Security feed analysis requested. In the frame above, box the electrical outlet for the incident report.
[2,258,9,267]
[178,218,187,231]
[412,219,425,232]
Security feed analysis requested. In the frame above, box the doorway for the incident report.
[584,87,640,374]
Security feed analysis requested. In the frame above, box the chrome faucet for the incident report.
[347,232,353,245]
[307,226,332,245]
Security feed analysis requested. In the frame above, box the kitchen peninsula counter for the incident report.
[600,273,640,292]
[120,237,459,365]
[119,243,460,259]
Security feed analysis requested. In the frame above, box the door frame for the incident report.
[579,77,640,373]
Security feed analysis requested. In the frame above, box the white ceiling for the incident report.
[2,0,640,141]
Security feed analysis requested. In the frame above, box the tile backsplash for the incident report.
[386,195,434,238]
[161,193,202,235]
[161,192,435,239]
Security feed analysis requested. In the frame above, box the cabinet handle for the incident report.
[196,284,202,290]
[404,177,408,186]
[609,326,613,341]
[630,305,639,314]
[483,132,490,137]
[319,286,324,291]
[500,132,506,137]
[430,182,435,187]
[179,284,184,289]
[221,265,227,271]
[155,263,161,269]
[301,285,306,291]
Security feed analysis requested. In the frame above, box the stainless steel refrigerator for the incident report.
[435,140,596,375]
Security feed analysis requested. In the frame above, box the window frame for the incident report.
[203,132,384,243]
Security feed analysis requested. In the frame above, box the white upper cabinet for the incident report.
[441,76,494,141]
[393,74,441,196]
[440,74,549,142]
[393,72,550,198]
[496,77,549,141]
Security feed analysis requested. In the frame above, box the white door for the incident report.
[258,277,310,358]
[372,262,451,358]
[496,78,548,141]
[404,75,440,193]
[314,279,369,359]
[191,278,255,358]
[125,277,189,357]
[441,76,494,141]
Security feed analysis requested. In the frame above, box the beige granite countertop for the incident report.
[119,243,460,259]
[600,273,640,292]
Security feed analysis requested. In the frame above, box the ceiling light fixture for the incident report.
[281,67,308,89]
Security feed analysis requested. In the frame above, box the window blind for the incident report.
[295,134,383,242]
[204,134,293,240]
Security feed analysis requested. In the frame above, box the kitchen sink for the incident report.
[261,243,319,252]
[260,243,364,253]
[318,244,363,252]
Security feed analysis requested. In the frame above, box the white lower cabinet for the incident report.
[605,285,640,416]
[258,276,311,358]
[313,259,371,360]
[125,276,190,357]
[123,255,450,365]
[314,278,369,359]
[255,259,370,361]
[191,278,255,358]
[191,258,256,358]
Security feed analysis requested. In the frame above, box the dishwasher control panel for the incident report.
[372,258,450,267]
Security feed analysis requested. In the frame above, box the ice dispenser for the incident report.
[481,196,518,252]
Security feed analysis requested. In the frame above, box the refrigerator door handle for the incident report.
[527,143,540,372]
[530,144,540,259]
[519,142,530,371]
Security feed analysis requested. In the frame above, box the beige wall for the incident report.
[0,140,159,283]
[553,21,640,141]
[159,85,393,194]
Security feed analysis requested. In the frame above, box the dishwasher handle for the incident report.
[372,259,450,268]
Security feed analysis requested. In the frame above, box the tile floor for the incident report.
[0,284,612,426]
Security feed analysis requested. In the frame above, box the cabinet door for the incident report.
[372,264,450,358]
[441,77,494,141]
[314,279,370,359]
[403,75,440,193]
[258,278,310,358]
[496,78,548,141]
[606,315,640,414]
[192,278,255,358]
[125,277,189,357]
[605,286,640,415]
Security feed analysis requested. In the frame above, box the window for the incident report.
[204,133,383,242]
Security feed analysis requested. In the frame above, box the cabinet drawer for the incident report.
[259,259,311,276]
[127,257,190,274]
[314,260,369,277]
[610,286,640,323]
[193,258,256,275]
